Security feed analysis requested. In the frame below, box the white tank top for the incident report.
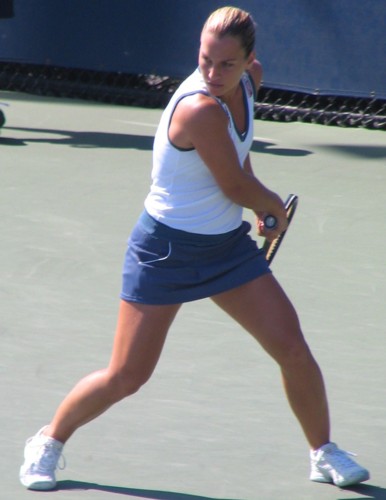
[144,68,256,234]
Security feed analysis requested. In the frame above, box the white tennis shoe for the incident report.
[19,426,65,490]
[310,442,369,487]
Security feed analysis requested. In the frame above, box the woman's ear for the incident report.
[246,51,256,69]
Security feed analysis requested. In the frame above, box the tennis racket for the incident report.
[262,194,298,265]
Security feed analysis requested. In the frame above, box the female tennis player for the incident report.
[20,6,369,491]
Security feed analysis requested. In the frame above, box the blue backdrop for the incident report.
[0,0,385,99]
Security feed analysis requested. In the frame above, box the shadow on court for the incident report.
[1,126,155,150]
[337,483,386,500]
[57,480,241,500]
[313,144,386,160]
[55,480,386,500]
[1,125,313,157]
[251,138,312,156]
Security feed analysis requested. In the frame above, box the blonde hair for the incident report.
[202,6,256,57]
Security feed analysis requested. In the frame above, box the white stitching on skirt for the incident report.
[138,241,172,265]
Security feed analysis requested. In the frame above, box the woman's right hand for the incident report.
[255,194,288,241]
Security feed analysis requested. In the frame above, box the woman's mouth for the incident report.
[206,81,223,89]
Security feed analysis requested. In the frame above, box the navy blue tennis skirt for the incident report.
[120,210,271,305]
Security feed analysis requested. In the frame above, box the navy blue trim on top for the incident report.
[226,75,251,142]
[246,71,257,101]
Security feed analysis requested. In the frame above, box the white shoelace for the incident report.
[26,438,66,473]
[326,448,359,471]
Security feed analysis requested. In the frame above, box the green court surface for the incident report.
[1,91,386,500]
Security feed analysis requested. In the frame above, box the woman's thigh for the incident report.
[211,274,308,365]
[108,300,181,385]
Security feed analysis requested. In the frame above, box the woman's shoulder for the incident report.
[175,92,227,128]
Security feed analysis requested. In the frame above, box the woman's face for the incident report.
[199,30,254,100]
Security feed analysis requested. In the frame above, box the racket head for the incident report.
[262,194,298,265]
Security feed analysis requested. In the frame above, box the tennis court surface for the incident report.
[1,91,386,499]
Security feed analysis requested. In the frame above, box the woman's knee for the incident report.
[107,368,151,401]
[278,337,316,373]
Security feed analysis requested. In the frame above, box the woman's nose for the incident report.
[208,65,220,80]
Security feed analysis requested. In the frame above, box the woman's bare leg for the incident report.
[45,300,181,443]
[211,274,330,450]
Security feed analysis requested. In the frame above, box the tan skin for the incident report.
[45,31,330,451]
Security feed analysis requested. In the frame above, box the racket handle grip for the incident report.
[264,215,277,229]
